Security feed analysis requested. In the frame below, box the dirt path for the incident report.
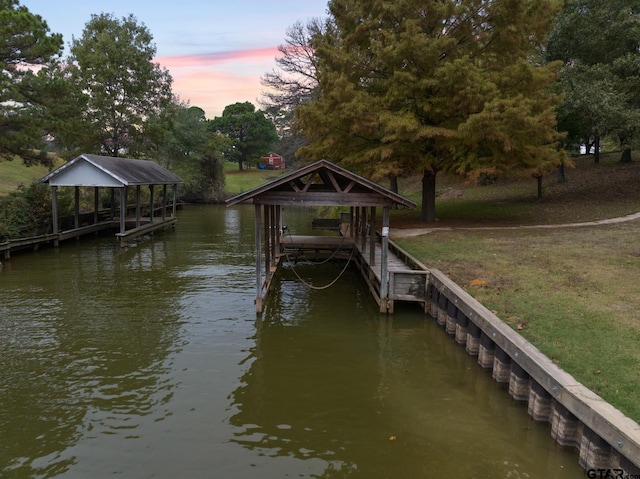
[391,211,640,238]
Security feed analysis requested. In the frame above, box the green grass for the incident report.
[224,162,287,195]
[391,153,640,422]
[0,160,53,196]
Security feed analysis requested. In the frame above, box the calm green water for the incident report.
[0,205,583,478]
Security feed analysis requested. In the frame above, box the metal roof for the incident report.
[39,154,183,187]
[226,159,416,209]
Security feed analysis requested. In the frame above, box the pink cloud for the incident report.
[155,47,280,117]
[157,47,279,68]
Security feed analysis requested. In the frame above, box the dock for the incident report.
[280,232,429,313]
[1,216,178,260]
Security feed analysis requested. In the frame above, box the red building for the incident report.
[259,152,285,170]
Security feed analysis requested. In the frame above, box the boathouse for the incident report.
[39,154,183,247]
[226,159,417,313]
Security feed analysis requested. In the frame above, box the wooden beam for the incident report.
[255,203,263,314]
[301,171,317,192]
[51,186,59,235]
[380,206,390,312]
[74,186,80,229]
[369,206,376,266]
[119,187,126,234]
[135,185,141,228]
[264,203,271,272]
[94,187,99,224]
[257,191,394,206]
[149,184,155,223]
[162,184,167,221]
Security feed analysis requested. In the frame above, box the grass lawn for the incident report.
[390,152,640,423]
[0,160,53,196]
[224,162,287,195]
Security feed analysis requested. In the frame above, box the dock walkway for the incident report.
[280,232,430,313]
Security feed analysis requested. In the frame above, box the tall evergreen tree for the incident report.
[210,102,277,171]
[0,0,63,164]
[296,0,565,221]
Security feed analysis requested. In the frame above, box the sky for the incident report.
[22,0,329,118]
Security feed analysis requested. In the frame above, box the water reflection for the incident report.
[0,236,186,477]
[230,265,583,478]
[0,205,584,478]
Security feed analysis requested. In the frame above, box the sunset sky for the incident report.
[22,1,329,118]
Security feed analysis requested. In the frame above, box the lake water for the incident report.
[0,204,583,478]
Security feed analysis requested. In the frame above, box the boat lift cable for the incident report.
[284,246,355,290]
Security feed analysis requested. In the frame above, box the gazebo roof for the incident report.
[39,154,183,188]
[226,160,416,209]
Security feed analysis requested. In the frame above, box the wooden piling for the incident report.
[527,380,553,422]
[455,312,469,346]
[508,362,530,402]
[579,426,612,471]
[445,302,457,335]
[477,332,495,369]
[492,345,511,383]
[465,321,481,356]
[551,401,582,449]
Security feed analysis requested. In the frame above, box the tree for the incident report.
[60,13,174,157]
[146,100,228,201]
[260,18,326,134]
[546,0,640,163]
[260,19,328,170]
[0,0,63,165]
[210,102,277,171]
[296,0,566,222]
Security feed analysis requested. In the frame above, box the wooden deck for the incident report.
[352,237,429,313]
[279,233,429,313]
[115,217,177,247]
[1,217,178,259]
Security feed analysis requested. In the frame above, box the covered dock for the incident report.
[38,154,183,248]
[225,160,419,313]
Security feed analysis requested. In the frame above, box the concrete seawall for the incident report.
[424,267,640,474]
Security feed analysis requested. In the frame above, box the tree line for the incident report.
[1,0,276,203]
[261,0,640,221]
[3,0,640,221]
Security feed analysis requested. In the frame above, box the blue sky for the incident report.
[22,0,329,117]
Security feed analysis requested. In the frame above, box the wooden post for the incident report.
[269,205,277,268]
[255,203,263,314]
[172,184,178,218]
[94,187,99,225]
[379,206,390,312]
[264,204,271,272]
[51,186,59,247]
[369,206,376,265]
[353,207,358,239]
[274,205,281,259]
[360,207,367,252]
[162,184,167,221]
[135,185,141,228]
[119,187,127,234]
[74,186,80,229]
[149,184,155,223]
[110,189,116,220]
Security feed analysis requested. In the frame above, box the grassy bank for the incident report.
[0,160,52,196]
[224,161,287,195]
[391,153,640,423]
